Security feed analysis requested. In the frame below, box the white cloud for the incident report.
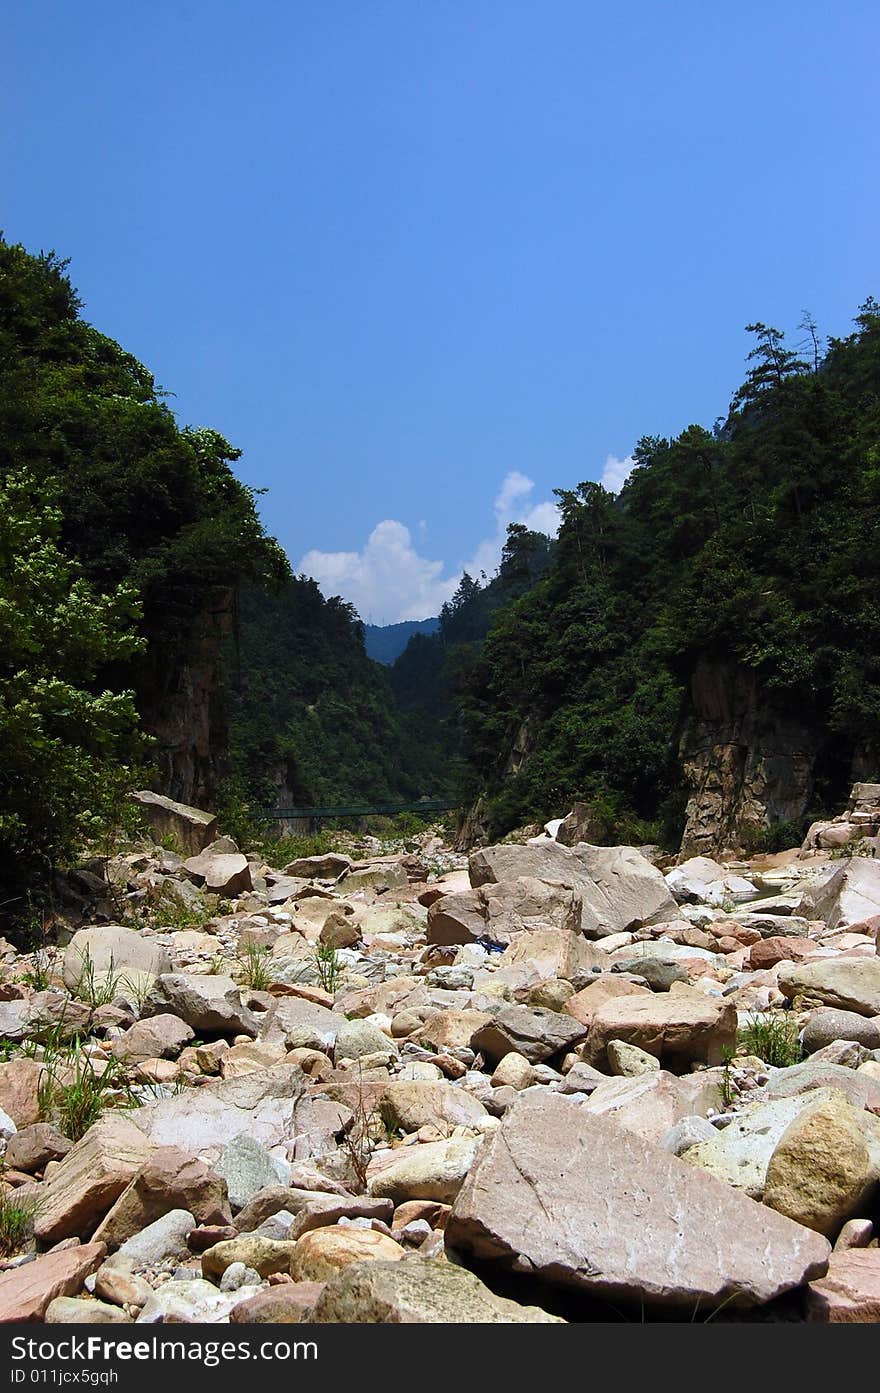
[600,452,635,493]
[297,472,560,625]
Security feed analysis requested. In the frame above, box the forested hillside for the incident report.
[454,308,880,848]
[0,236,293,911]
[364,618,439,665]
[224,579,457,809]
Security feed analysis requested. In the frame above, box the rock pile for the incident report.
[1,794,879,1323]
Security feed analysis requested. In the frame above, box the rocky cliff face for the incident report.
[678,657,818,854]
[139,588,234,808]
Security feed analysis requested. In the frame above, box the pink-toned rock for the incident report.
[0,1243,106,1322]
[33,1116,154,1243]
[807,1249,880,1322]
[749,937,819,970]
[584,984,737,1069]
[565,976,651,1028]
[93,1146,231,1249]
[230,1282,324,1322]
[580,1069,722,1144]
[445,1091,830,1309]
[0,1059,44,1127]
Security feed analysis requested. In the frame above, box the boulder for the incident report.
[555,802,607,848]
[283,852,352,879]
[6,1123,71,1174]
[378,1081,487,1133]
[136,1279,242,1324]
[427,877,584,948]
[584,986,737,1070]
[290,1226,404,1282]
[287,1196,393,1239]
[802,1008,880,1055]
[502,928,605,981]
[334,1019,398,1063]
[685,1092,836,1199]
[62,926,171,993]
[445,1091,830,1308]
[131,1062,308,1164]
[130,791,217,855]
[414,1009,492,1053]
[113,1208,195,1268]
[0,1059,44,1127]
[33,1115,154,1243]
[777,960,880,1017]
[580,1070,722,1145]
[94,1145,230,1248]
[797,858,880,930]
[142,973,260,1037]
[339,863,409,894]
[183,851,253,898]
[45,1296,129,1324]
[565,976,651,1028]
[665,857,728,903]
[0,1243,107,1323]
[471,1005,588,1064]
[202,1234,297,1279]
[607,1040,660,1077]
[807,1249,880,1322]
[367,1136,480,1205]
[230,1283,324,1322]
[260,997,340,1053]
[763,1093,877,1237]
[311,1255,564,1323]
[110,1014,194,1063]
[469,842,677,937]
[760,1060,880,1112]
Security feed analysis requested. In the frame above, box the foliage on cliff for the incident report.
[0,236,288,908]
[456,304,880,841]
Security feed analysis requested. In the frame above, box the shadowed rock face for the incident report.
[445,1091,831,1310]
[678,657,819,856]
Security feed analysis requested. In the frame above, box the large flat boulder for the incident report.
[131,1062,308,1165]
[427,877,583,948]
[0,1243,106,1323]
[445,1091,830,1309]
[797,858,880,930]
[469,842,678,937]
[583,985,737,1069]
[777,959,880,1017]
[131,791,217,855]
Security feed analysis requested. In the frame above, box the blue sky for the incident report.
[4,2,878,621]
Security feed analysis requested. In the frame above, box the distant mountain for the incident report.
[364,617,440,664]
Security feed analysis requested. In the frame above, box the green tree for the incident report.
[0,469,146,910]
